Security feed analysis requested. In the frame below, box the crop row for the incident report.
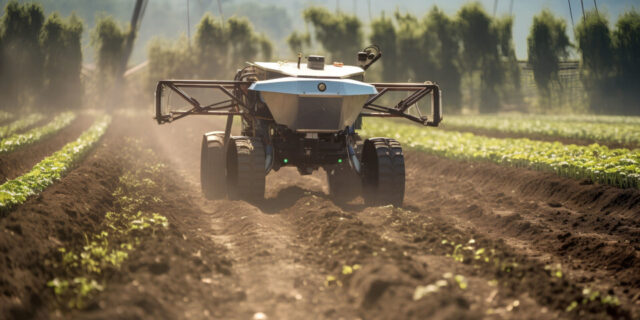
[443,114,640,146]
[361,119,640,189]
[0,115,111,211]
[528,114,640,125]
[48,140,168,308]
[492,113,640,125]
[0,110,13,123]
[0,112,76,154]
[0,113,45,139]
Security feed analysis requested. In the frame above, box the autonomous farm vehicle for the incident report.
[155,46,442,206]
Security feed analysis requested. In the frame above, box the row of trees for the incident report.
[527,9,640,114]
[147,14,272,86]
[290,5,521,113]
[0,1,82,110]
[2,1,637,115]
[0,1,140,110]
[576,11,639,114]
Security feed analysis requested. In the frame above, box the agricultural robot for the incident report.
[155,46,442,206]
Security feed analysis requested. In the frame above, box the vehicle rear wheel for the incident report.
[201,132,226,200]
[226,136,266,201]
[361,138,405,207]
[326,164,361,203]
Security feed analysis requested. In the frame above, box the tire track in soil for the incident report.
[0,115,94,183]
[145,116,358,319]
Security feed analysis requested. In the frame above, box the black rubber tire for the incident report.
[200,132,226,200]
[326,164,361,203]
[226,137,266,201]
[361,138,405,207]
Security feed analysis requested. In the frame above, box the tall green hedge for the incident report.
[147,14,273,86]
[0,1,84,110]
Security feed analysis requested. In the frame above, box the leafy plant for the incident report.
[0,113,43,138]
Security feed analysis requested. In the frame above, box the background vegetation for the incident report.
[0,1,638,115]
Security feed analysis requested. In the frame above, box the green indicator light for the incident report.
[338,158,343,163]
[283,158,288,164]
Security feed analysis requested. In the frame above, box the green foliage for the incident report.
[0,111,75,154]
[614,10,640,78]
[575,10,640,115]
[424,7,463,111]
[0,114,110,211]
[611,10,640,115]
[443,114,640,146]
[366,7,465,110]
[0,113,44,139]
[369,14,397,81]
[227,16,259,67]
[494,15,522,106]
[41,12,83,109]
[576,11,613,114]
[0,1,84,110]
[457,3,514,113]
[148,14,272,84]
[147,36,195,82]
[576,12,613,81]
[457,3,494,72]
[527,9,570,99]
[91,15,128,79]
[362,118,640,189]
[230,2,292,43]
[303,6,363,64]
[195,13,227,77]
[0,0,45,108]
[394,11,433,81]
[258,34,273,61]
[287,30,311,55]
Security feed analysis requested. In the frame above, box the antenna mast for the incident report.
[186,0,191,47]
[568,0,575,31]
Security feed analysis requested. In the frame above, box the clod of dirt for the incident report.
[348,263,412,308]
[548,202,563,208]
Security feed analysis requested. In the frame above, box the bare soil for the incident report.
[1,113,639,320]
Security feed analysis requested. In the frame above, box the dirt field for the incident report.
[1,113,639,320]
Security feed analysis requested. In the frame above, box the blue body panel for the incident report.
[249,77,377,96]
